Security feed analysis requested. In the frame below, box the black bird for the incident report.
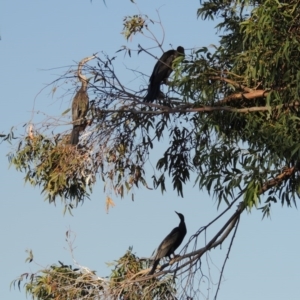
[70,55,96,145]
[149,211,187,275]
[144,46,185,103]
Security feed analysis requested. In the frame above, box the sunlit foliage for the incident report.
[8,1,300,299]
[4,1,300,217]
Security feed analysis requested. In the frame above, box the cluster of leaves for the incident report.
[122,14,148,41]
[188,0,300,212]
[8,133,94,213]
[109,248,176,300]
[13,261,104,299]
[13,249,176,300]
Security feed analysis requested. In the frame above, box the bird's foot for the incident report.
[158,90,165,99]
[169,255,180,265]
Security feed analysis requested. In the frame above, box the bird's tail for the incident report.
[148,259,160,275]
[70,126,80,145]
[144,83,160,103]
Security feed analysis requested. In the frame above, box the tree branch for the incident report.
[141,165,298,280]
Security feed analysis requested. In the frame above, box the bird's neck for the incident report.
[179,220,186,232]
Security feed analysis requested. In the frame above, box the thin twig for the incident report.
[214,216,240,300]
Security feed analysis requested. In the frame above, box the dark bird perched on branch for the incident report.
[149,211,187,275]
[70,55,97,145]
[144,46,185,103]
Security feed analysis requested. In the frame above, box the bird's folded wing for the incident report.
[158,228,180,252]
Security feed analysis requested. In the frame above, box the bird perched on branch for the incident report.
[148,211,187,275]
[70,55,97,145]
[144,46,185,103]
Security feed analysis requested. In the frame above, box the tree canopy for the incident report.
[5,0,300,299]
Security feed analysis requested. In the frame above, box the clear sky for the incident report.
[0,1,299,300]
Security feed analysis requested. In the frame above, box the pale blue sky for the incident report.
[0,1,299,299]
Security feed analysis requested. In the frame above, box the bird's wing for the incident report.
[161,52,176,78]
[149,50,175,85]
[72,91,89,124]
[155,227,180,258]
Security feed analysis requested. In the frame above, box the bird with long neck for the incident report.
[144,46,185,103]
[149,211,187,275]
[70,54,97,145]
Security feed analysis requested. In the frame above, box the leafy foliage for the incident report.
[7,1,300,299]
[122,14,147,41]
[4,0,300,216]
[13,249,176,300]
[8,134,94,213]
[13,261,104,299]
[109,248,177,300]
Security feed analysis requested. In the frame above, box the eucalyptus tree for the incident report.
[8,1,300,299]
